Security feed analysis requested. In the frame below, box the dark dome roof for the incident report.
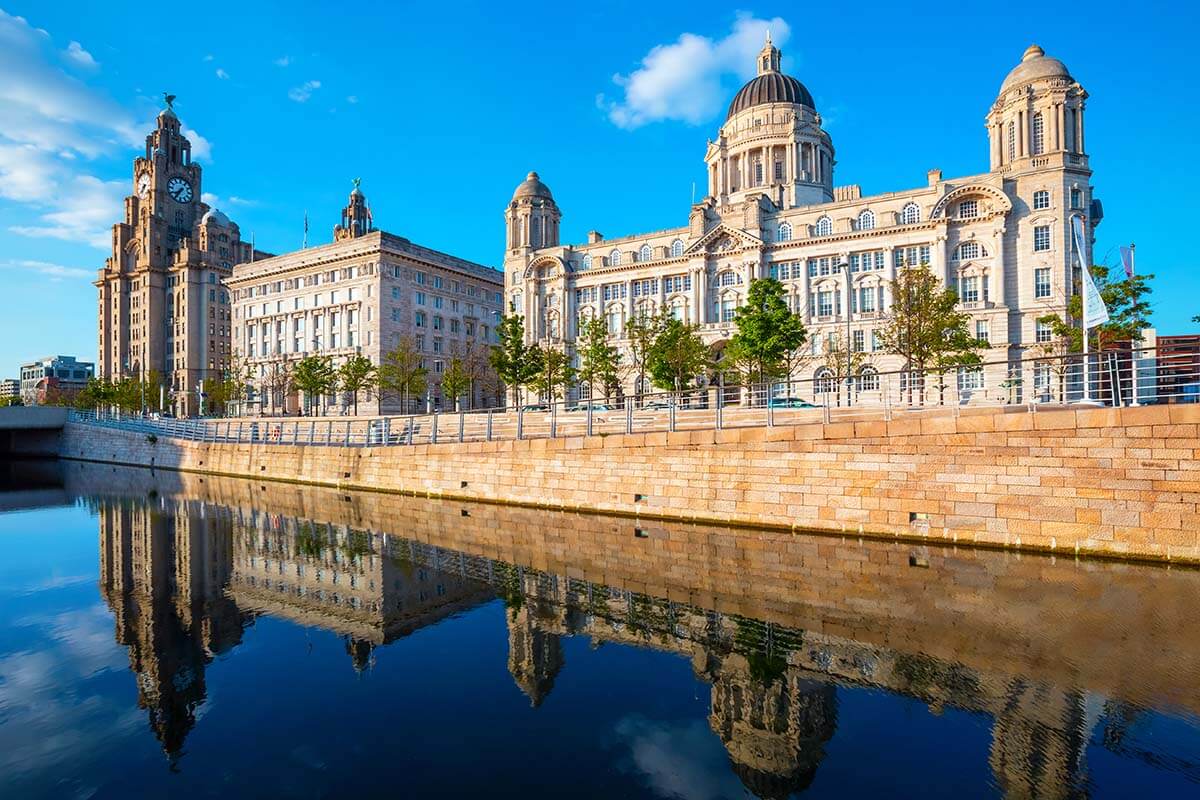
[726,72,815,120]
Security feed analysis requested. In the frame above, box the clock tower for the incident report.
[96,96,269,416]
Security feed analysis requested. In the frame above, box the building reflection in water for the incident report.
[94,490,1172,798]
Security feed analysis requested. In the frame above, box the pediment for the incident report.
[685,225,762,256]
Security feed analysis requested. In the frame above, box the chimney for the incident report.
[927,168,942,186]
[587,230,604,244]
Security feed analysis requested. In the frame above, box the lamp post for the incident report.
[841,259,852,407]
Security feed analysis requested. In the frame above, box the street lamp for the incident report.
[840,259,852,407]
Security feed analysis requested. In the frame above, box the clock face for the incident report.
[136,173,151,198]
[167,177,193,203]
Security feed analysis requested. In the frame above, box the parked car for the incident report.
[642,399,673,410]
[520,403,550,413]
[768,396,821,409]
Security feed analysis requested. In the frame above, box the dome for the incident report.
[999,44,1071,94]
[726,72,815,120]
[201,208,230,226]
[512,171,553,200]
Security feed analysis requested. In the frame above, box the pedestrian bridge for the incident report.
[0,406,68,457]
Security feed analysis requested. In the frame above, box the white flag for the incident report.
[1073,216,1109,329]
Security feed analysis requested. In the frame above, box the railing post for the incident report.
[550,402,557,438]
[625,396,633,435]
[517,407,524,440]
[344,420,351,446]
[716,383,723,430]
[767,382,775,427]
[486,410,493,441]
[459,409,465,443]
[586,402,593,437]
[326,420,332,445]
[236,421,243,442]
[669,396,676,433]
[308,420,315,444]
[431,412,438,444]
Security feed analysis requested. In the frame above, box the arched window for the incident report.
[815,368,835,395]
[609,249,622,266]
[581,254,592,270]
[815,216,832,236]
[670,239,684,258]
[636,299,656,319]
[1031,112,1045,156]
[954,241,988,261]
[901,203,920,225]
[670,297,687,321]
[638,244,652,262]
[777,222,793,242]
[720,293,737,323]
[858,366,879,392]
[857,209,875,231]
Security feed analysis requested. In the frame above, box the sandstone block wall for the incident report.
[59,403,1200,564]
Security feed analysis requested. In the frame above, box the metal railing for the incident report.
[67,346,1199,448]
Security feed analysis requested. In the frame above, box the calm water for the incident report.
[1,461,1199,799]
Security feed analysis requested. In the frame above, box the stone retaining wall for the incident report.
[60,403,1200,564]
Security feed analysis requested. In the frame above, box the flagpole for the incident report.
[1082,252,1091,402]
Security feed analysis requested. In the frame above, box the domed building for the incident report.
[505,39,1099,402]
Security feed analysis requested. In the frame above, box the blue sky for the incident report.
[0,0,1196,375]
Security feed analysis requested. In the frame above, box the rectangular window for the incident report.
[871,330,882,351]
[415,271,426,285]
[1070,188,1083,209]
[959,200,978,219]
[975,320,990,344]
[852,330,865,352]
[1035,267,1051,298]
[415,291,426,305]
[817,291,833,317]
[433,296,443,309]
[1033,190,1050,210]
[859,286,876,313]
[415,311,426,327]
[961,276,980,303]
[1033,225,1051,252]
[1035,319,1053,343]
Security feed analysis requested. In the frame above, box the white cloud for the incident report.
[9,173,125,249]
[346,95,358,104]
[274,55,291,67]
[228,195,258,207]
[0,10,142,248]
[1,259,93,281]
[183,126,212,161]
[203,53,214,62]
[288,79,321,102]
[201,191,219,206]
[63,41,96,69]
[614,716,748,800]
[215,67,229,80]
[600,14,791,129]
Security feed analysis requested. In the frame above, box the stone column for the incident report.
[1078,106,1085,153]
[993,227,1007,310]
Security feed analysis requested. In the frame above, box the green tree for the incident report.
[292,355,336,416]
[528,346,574,403]
[647,317,710,395]
[1037,263,1154,353]
[624,311,668,402]
[378,336,427,414]
[877,264,981,404]
[489,315,539,407]
[337,354,377,415]
[440,356,470,410]
[576,317,621,401]
[726,278,808,394]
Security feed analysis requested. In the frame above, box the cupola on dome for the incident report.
[512,171,554,200]
[200,208,230,226]
[999,44,1071,94]
[725,33,815,120]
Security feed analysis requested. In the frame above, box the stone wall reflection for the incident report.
[76,461,1200,797]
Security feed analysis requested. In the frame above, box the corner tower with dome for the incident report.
[504,40,1099,402]
[96,98,273,416]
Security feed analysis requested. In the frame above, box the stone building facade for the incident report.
[95,101,271,417]
[227,184,504,415]
[505,41,1100,400]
